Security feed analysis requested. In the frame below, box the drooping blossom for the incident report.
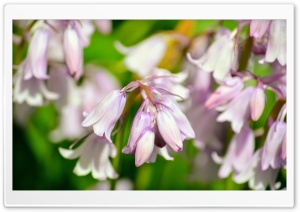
[265,20,286,66]
[250,20,271,39]
[13,60,58,106]
[121,79,194,166]
[115,34,167,77]
[59,134,118,180]
[261,104,287,170]
[81,89,126,142]
[212,126,255,178]
[187,28,239,81]
[250,81,266,121]
[205,77,244,109]
[233,149,281,190]
[216,86,255,133]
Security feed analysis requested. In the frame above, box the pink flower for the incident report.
[261,121,286,170]
[212,126,255,178]
[265,20,286,66]
[250,20,271,39]
[187,28,239,81]
[59,134,118,180]
[250,82,266,121]
[216,87,255,133]
[234,149,281,190]
[13,60,58,106]
[205,77,244,109]
[26,29,50,80]
[63,23,83,80]
[81,90,126,142]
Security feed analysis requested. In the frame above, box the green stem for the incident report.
[110,128,125,190]
[238,36,253,72]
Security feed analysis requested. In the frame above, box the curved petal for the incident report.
[157,109,183,152]
[135,131,155,167]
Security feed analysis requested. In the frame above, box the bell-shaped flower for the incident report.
[261,121,286,170]
[250,83,266,121]
[265,20,286,66]
[115,34,167,77]
[188,29,238,81]
[205,77,244,109]
[81,90,126,142]
[63,24,83,80]
[212,126,255,178]
[216,86,255,133]
[13,60,58,106]
[59,134,118,180]
[250,20,271,39]
[234,149,281,190]
[26,28,50,80]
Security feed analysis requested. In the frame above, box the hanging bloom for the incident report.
[261,120,286,170]
[63,22,83,80]
[115,34,167,77]
[216,86,255,133]
[250,82,266,121]
[234,149,281,190]
[187,28,238,81]
[26,28,50,80]
[59,134,118,180]
[13,60,58,106]
[212,126,255,178]
[265,20,286,66]
[250,20,271,39]
[81,90,126,142]
[205,77,244,109]
[122,80,194,166]
[49,64,121,143]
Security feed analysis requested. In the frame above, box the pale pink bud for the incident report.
[250,84,266,121]
[63,25,83,80]
[250,20,271,39]
[27,29,50,80]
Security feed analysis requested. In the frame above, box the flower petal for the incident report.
[135,131,155,167]
[157,109,183,152]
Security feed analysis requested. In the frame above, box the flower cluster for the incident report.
[13,19,287,190]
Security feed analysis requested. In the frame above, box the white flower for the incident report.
[59,134,118,181]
